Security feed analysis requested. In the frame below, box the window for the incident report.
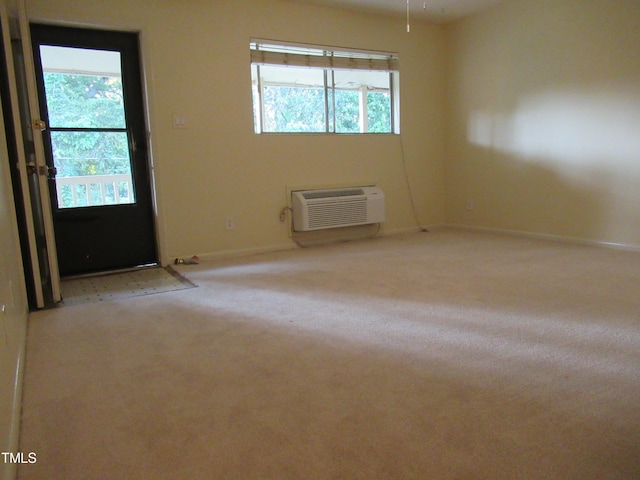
[250,39,399,134]
[39,45,135,208]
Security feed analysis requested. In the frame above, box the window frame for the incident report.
[250,39,400,135]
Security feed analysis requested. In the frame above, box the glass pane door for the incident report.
[32,23,157,277]
[39,46,134,209]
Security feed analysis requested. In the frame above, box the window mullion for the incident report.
[327,69,338,133]
[323,69,330,133]
[359,86,368,133]
[256,65,265,134]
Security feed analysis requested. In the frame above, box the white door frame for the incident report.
[1,0,60,306]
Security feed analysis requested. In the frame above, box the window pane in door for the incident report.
[40,46,125,129]
[50,131,134,208]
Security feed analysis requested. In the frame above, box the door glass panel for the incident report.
[40,46,126,128]
[38,46,134,209]
[50,131,134,208]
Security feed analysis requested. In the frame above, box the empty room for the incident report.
[0,0,639,478]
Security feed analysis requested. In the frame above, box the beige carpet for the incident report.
[18,229,640,479]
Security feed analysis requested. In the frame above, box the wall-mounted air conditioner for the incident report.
[291,186,385,232]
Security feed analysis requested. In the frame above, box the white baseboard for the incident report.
[172,224,429,264]
[178,241,298,264]
[381,226,423,236]
[445,224,640,253]
[169,223,639,266]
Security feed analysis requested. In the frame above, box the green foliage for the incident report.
[263,86,326,132]
[367,92,391,133]
[257,83,392,133]
[334,90,359,133]
[44,73,125,129]
[43,72,134,208]
[43,73,131,177]
[51,131,130,178]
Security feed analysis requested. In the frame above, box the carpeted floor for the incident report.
[17,229,640,479]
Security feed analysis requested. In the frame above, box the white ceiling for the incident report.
[288,0,506,23]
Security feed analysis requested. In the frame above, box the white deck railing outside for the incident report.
[55,174,134,208]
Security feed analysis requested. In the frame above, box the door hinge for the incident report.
[32,119,46,131]
[37,165,57,179]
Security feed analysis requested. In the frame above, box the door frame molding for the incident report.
[16,0,60,301]
[1,0,61,307]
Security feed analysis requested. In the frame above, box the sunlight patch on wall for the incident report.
[467,86,640,166]
[465,85,640,243]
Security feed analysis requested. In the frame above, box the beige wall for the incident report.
[26,0,446,262]
[445,0,640,248]
[0,86,29,480]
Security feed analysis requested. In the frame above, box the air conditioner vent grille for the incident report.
[291,186,385,232]
[308,199,367,229]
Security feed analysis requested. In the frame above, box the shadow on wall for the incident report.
[461,144,605,240]
[463,84,640,243]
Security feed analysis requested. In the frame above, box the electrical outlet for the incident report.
[466,200,474,211]
[225,218,234,230]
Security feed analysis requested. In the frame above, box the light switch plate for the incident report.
[173,114,188,128]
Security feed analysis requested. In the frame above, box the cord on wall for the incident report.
[399,134,428,232]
